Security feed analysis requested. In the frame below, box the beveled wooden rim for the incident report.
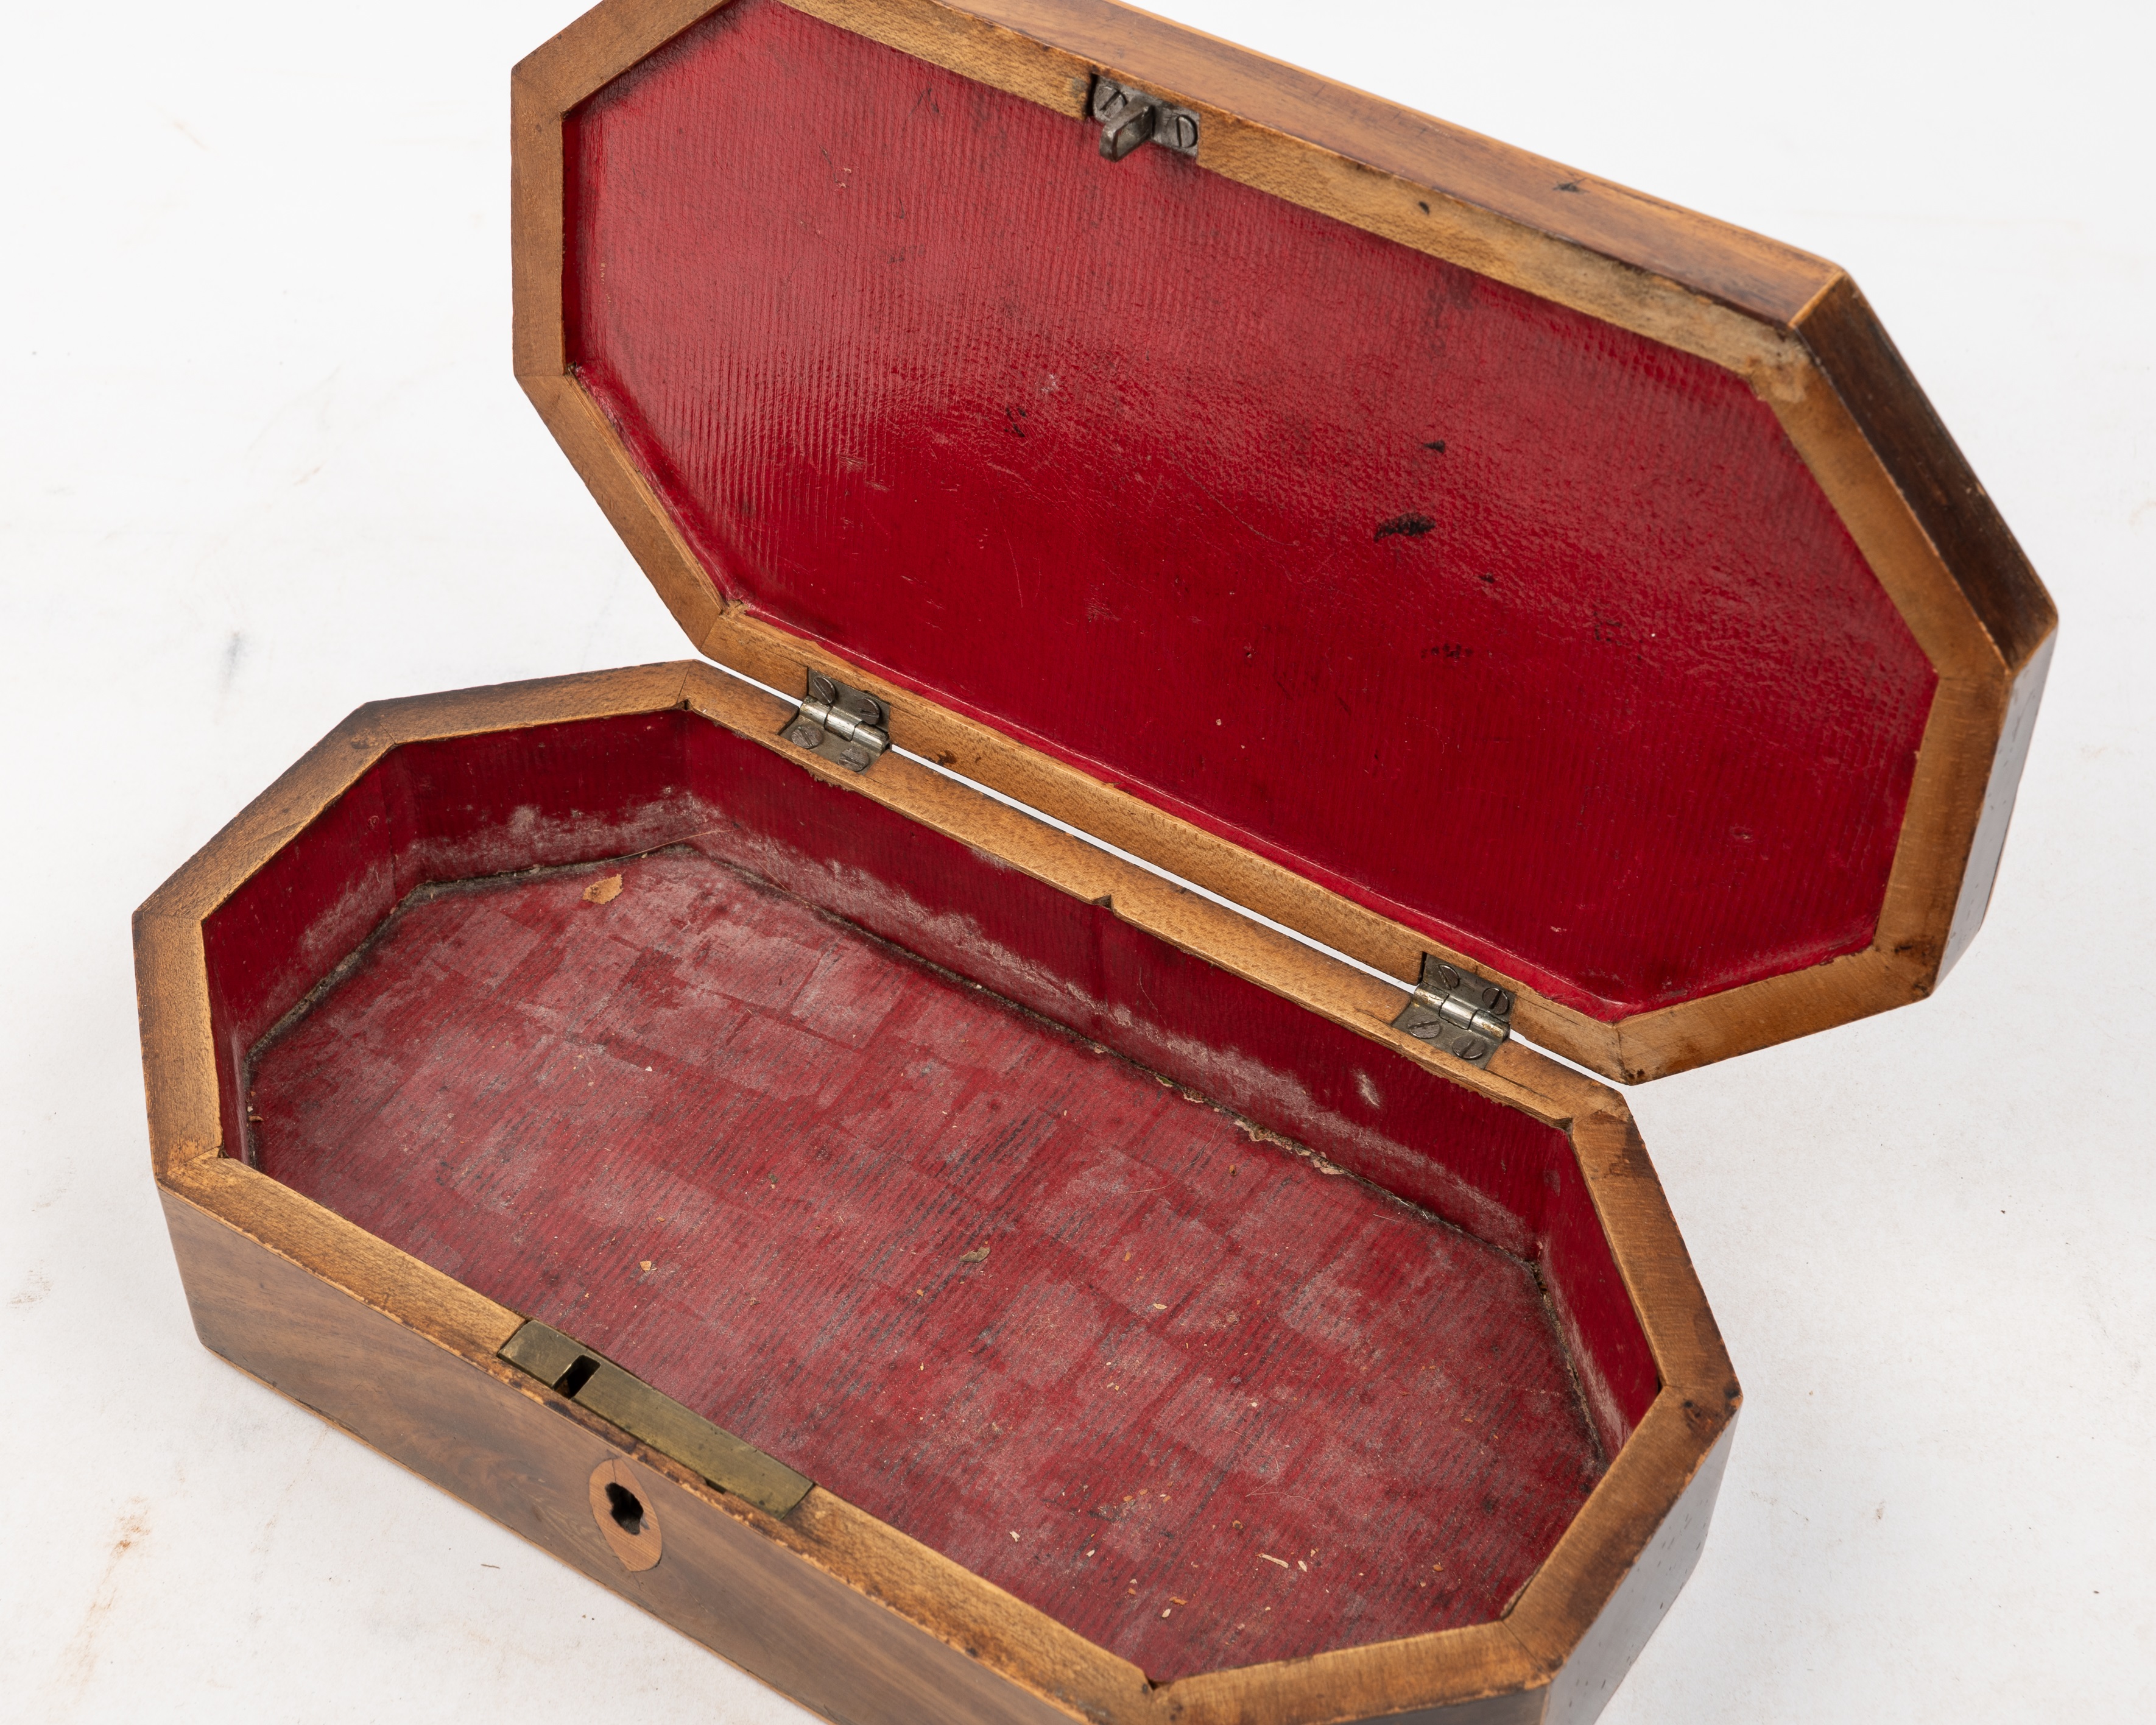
[509,0,2056,1084]
[138,665,1735,1722]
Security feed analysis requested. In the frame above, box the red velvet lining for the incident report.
[561,0,1937,1020]
[202,705,1660,1678]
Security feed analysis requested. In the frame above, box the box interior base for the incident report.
[249,844,1598,1678]
[200,697,1659,1682]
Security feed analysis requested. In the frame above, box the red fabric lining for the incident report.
[1540,1174,1658,1459]
[201,774,395,1164]
[564,0,1936,1019]
[252,848,1601,1677]
[203,707,1660,1677]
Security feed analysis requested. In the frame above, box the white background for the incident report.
[4,1,2149,1718]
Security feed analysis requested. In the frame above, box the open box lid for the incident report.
[510,0,2055,1083]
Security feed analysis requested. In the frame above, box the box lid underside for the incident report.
[547,0,2012,1034]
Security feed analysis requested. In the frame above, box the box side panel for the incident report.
[200,772,395,1158]
[1538,1171,1658,1460]
[158,1184,1087,1725]
[1356,1693,1547,1725]
[1538,1416,1736,1725]
[674,712,1576,1258]
[380,710,713,894]
[1940,628,2055,977]
[1795,278,2054,677]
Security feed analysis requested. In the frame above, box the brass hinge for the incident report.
[1090,76,1200,161]
[1390,955,1515,1068]
[781,669,889,773]
[501,1320,812,1518]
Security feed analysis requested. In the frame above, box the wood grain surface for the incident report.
[589,1456,668,1572]
[159,1176,1126,1725]
[157,1148,1687,1725]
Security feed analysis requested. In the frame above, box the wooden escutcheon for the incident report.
[588,1456,663,1572]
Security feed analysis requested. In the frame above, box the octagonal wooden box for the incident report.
[135,2,2055,1721]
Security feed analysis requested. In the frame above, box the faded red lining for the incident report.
[199,705,1659,1679]
[250,847,1603,1678]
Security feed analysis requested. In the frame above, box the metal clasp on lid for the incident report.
[1391,954,1515,1068]
[781,670,889,773]
[1091,77,1200,161]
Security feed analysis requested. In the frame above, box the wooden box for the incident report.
[134,1,2056,1720]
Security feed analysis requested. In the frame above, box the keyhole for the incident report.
[605,1481,645,1536]
[588,1459,661,1571]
